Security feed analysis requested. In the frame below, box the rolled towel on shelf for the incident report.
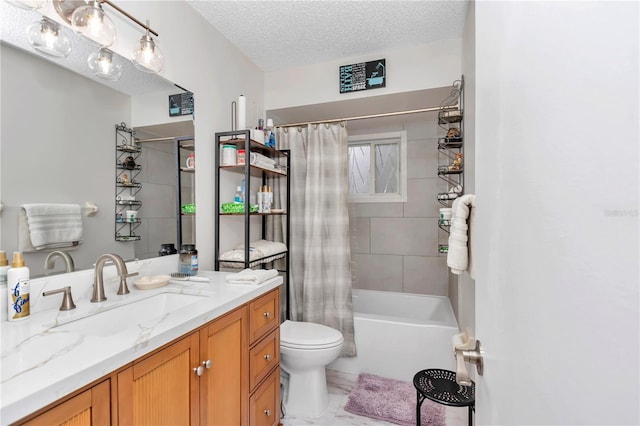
[250,152,276,166]
[226,268,279,285]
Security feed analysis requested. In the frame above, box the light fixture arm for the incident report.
[53,0,159,38]
[99,0,159,37]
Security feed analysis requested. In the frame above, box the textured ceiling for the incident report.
[187,0,469,72]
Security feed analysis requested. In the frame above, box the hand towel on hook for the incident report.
[447,194,475,278]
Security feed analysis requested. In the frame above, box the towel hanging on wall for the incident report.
[19,203,83,251]
[447,194,475,279]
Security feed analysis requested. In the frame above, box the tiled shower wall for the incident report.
[349,119,449,296]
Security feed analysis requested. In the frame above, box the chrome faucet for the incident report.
[91,253,138,303]
[44,250,75,273]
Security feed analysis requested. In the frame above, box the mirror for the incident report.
[0,3,194,277]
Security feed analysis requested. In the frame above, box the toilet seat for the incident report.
[280,320,344,350]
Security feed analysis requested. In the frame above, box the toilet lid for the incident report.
[280,320,344,349]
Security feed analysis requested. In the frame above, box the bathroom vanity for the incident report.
[1,269,281,426]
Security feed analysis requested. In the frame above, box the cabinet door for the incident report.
[117,333,200,426]
[22,380,110,426]
[200,306,248,426]
[249,367,280,426]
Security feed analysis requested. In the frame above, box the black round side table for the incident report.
[413,369,475,426]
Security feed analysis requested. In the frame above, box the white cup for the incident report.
[126,210,138,223]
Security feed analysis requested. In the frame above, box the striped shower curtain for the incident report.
[271,122,356,357]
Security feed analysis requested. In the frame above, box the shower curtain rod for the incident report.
[275,103,459,128]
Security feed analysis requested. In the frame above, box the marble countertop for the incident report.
[0,268,281,425]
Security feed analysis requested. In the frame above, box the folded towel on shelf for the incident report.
[19,203,83,251]
[225,268,279,284]
[250,152,276,166]
[219,239,287,269]
[447,194,476,278]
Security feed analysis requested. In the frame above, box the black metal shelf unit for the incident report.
[115,122,142,242]
[214,129,291,320]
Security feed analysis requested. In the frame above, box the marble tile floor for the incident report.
[281,369,470,426]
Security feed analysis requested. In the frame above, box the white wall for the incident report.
[265,39,461,110]
[474,1,639,424]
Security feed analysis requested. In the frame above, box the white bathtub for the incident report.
[328,289,459,382]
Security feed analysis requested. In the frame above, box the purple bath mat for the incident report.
[345,373,445,426]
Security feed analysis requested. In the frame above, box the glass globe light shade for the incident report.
[70,0,116,47]
[26,17,72,58]
[88,48,123,81]
[4,0,45,10]
[132,33,164,73]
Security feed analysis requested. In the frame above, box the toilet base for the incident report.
[283,366,329,418]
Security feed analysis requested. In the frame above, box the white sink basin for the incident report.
[55,292,207,337]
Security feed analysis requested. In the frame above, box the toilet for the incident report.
[280,320,344,418]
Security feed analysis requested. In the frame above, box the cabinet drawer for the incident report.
[249,366,280,426]
[249,288,280,343]
[250,328,279,390]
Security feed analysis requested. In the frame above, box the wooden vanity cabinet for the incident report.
[14,288,281,426]
[20,379,111,426]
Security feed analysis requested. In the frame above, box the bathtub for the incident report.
[328,289,459,382]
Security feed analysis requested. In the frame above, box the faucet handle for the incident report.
[116,272,137,296]
[43,286,76,311]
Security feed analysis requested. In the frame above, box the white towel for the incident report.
[226,268,279,284]
[219,239,288,268]
[19,204,83,251]
[447,194,475,278]
[250,152,276,166]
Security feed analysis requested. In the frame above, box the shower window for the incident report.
[348,131,407,203]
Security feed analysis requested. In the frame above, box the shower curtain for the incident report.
[270,122,356,356]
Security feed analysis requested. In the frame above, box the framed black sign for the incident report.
[339,59,386,93]
[169,92,194,117]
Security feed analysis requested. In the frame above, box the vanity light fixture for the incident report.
[26,16,72,58]
[70,0,116,47]
[132,25,164,74]
[4,0,45,10]
[52,0,164,74]
[88,47,123,81]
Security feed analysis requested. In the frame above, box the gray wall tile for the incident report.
[353,217,370,254]
[370,218,437,256]
[353,254,402,292]
[355,202,404,218]
[403,256,448,295]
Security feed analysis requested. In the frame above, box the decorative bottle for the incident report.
[7,252,30,321]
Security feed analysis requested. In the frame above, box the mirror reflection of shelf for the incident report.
[116,145,141,153]
[115,235,141,242]
[180,167,195,173]
[116,200,142,206]
[438,244,449,254]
